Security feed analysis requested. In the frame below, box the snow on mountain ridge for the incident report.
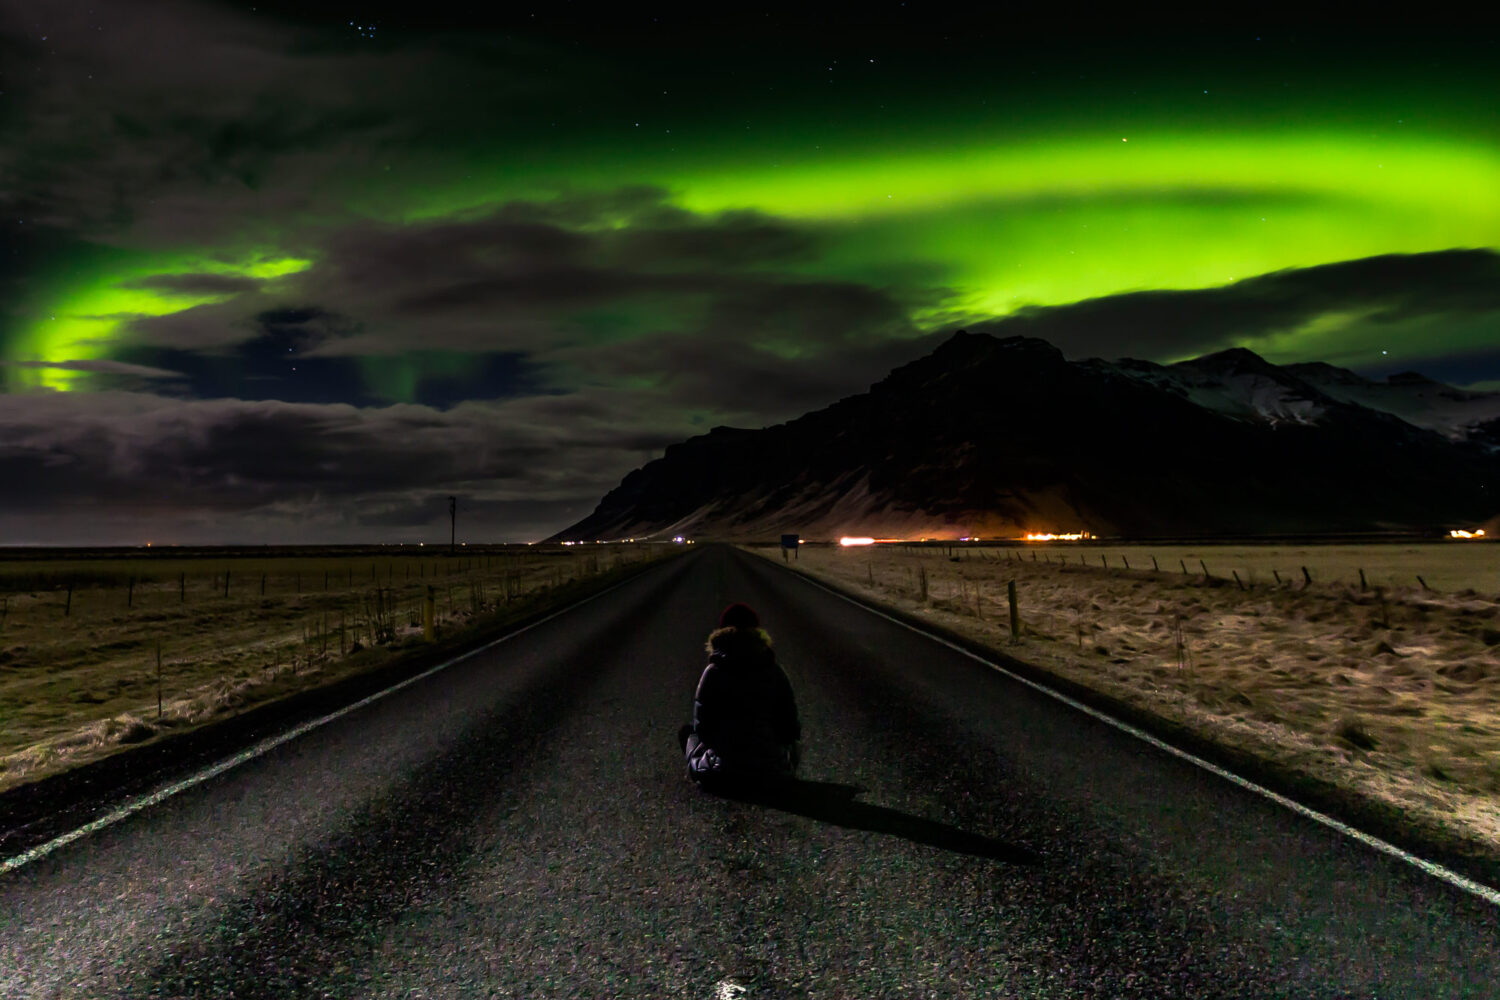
[1102,347,1500,442]
[1286,362,1500,444]
[1098,350,1333,428]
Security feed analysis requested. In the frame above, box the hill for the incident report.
[554,333,1500,540]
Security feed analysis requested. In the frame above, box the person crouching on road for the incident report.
[680,603,801,790]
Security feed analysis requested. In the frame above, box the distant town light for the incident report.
[1022,531,1091,541]
[1450,528,1487,540]
[840,536,876,546]
[673,535,685,543]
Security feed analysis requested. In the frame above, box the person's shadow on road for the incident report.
[720,779,1040,865]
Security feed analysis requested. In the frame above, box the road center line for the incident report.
[0,571,645,876]
[788,566,1500,909]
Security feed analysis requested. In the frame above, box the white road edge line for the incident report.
[793,569,1500,909]
[0,572,642,876]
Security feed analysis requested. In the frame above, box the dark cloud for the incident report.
[0,0,587,245]
[1,358,180,379]
[965,250,1500,364]
[609,211,819,270]
[0,389,686,543]
[572,329,949,427]
[117,273,263,295]
[269,193,938,370]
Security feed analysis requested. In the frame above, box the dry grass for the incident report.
[0,545,666,792]
[755,541,1500,854]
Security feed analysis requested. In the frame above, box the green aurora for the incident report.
[6,16,1499,397]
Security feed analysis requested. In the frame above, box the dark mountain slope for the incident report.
[556,333,1499,540]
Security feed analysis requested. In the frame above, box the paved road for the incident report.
[2,545,1497,998]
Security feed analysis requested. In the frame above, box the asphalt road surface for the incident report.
[3,545,1498,998]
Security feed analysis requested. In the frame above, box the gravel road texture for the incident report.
[1,545,1496,998]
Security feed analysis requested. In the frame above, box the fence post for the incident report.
[127,577,134,608]
[180,571,185,602]
[1199,559,1211,580]
[424,585,436,642]
[224,570,230,598]
[1151,555,1159,572]
[1008,579,1020,641]
[64,580,73,617]
[1302,565,1313,586]
[1359,568,1368,591]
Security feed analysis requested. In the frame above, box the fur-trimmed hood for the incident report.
[705,625,773,656]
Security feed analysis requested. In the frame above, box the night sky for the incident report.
[2,4,1497,543]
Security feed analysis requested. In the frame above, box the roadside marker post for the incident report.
[1008,579,1020,641]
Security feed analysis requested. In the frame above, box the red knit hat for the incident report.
[718,602,760,629]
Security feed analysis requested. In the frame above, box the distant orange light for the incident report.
[1450,529,1487,540]
[1022,531,1091,541]
[839,537,876,546]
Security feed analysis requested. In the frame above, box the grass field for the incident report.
[758,540,1500,856]
[0,544,670,792]
[998,541,1500,594]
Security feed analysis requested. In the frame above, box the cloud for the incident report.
[248,192,939,374]
[963,249,1500,366]
[0,388,687,542]
[0,0,589,247]
[117,273,264,296]
[1,358,181,379]
[567,328,948,426]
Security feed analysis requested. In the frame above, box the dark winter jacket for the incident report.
[689,626,800,776]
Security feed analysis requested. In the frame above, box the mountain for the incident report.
[1101,350,1500,448]
[553,333,1500,541]
[1283,362,1500,451]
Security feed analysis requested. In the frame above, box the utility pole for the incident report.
[448,496,457,554]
